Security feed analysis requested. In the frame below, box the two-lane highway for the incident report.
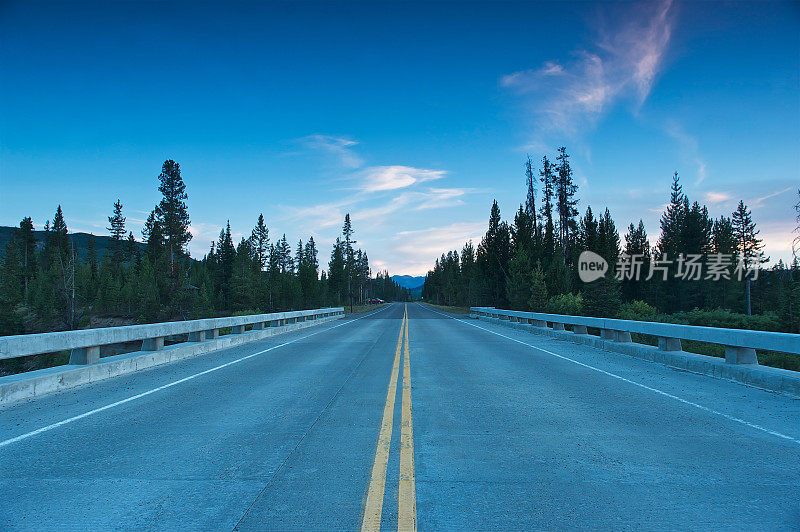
[1,303,798,529]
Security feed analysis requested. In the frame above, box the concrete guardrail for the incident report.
[0,308,345,363]
[0,308,344,406]
[470,307,800,395]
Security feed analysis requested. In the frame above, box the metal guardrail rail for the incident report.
[470,307,800,364]
[0,308,345,364]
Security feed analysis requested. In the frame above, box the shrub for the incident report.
[617,300,658,321]
[656,308,785,332]
[545,293,584,316]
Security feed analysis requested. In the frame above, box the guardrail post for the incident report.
[206,329,219,340]
[725,346,758,365]
[552,322,565,331]
[142,337,164,351]
[615,331,632,343]
[69,346,100,365]
[658,337,682,351]
[231,325,245,334]
[188,331,205,342]
[252,322,265,331]
[601,329,615,340]
[573,325,588,335]
[534,320,547,327]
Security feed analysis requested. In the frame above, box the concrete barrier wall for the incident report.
[0,308,345,360]
[470,308,800,397]
[0,310,344,407]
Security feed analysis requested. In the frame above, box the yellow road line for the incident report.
[362,307,406,532]
[398,303,417,531]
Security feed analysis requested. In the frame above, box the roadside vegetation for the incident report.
[0,160,412,373]
[422,303,470,315]
[345,303,388,314]
[422,150,799,369]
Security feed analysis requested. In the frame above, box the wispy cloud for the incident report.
[664,120,707,185]
[703,191,733,205]
[751,186,794,207]
[358,165,447,192]
[501,0,674,137]
[299,134,363,169]
[387,222,486,275]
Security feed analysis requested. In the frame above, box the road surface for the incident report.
[1,303,798,529]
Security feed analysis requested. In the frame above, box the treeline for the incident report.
[0,160,410,336]
[423,148,800,333]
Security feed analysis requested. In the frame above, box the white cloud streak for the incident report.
[501,0,674,137]
[299,134,364,169]
[358,165,447,192]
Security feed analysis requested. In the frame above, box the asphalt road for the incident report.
[1,302,798,530]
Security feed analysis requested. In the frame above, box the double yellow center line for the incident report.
[362,305,417,531]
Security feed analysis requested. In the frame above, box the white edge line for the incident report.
[421,304,800,446]
[0,304,393,449]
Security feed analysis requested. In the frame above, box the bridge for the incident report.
[1,303,798,529]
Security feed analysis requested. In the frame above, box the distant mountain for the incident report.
[392,275,425,290]
[0,226,146,260]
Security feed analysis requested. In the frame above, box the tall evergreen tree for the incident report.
[19,217,36,302]
[47,205,69,264]
[597,208,620,266]
[657,172,686,258]
[524,155,538,234]
[578,206,598,253]
[250,213,270,270]
[539,155,556,263]
[156,160,191,268]
[732,200,766,315]
[476,201,511,306]
[554,146,579,262]
[342,214,357,308]
[622,220,651,302]
[107,199,126,265]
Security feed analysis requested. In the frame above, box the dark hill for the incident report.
[0,226,146,260]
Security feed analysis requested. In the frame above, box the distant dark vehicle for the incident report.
[367,298,385,304]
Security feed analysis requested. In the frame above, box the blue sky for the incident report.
[1,1,798,275]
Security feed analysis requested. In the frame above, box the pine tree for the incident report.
[47,205,69,264]
[554,147,579,262]
[505,247,532,310]
[683,200,713,255]
[622,220,651,302]
[732,200,766,315]
[597,208,620,266]
[657,172,686,258]
[107,199,126,266]
[511,206,534,256]
[624,220,651,258]
[327,238,345,305]
[527,262,548,311]
[578,206,598,253]
[477,201,511,306]
[793,188,800,261]
[156,160,191,268]
[712,216,736,255]
[143,209,164,263]
[19,217,36,302]
[125,231,138,262]
[0,239,24,334]
[250,213,270,270]
[342,214,357,309]
[539,155,556,263]
[524,155,538,236]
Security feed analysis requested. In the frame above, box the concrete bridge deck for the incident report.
[1,303,798,529]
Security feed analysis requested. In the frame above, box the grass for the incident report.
[421,303,471,315]
[345,303,388,314]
